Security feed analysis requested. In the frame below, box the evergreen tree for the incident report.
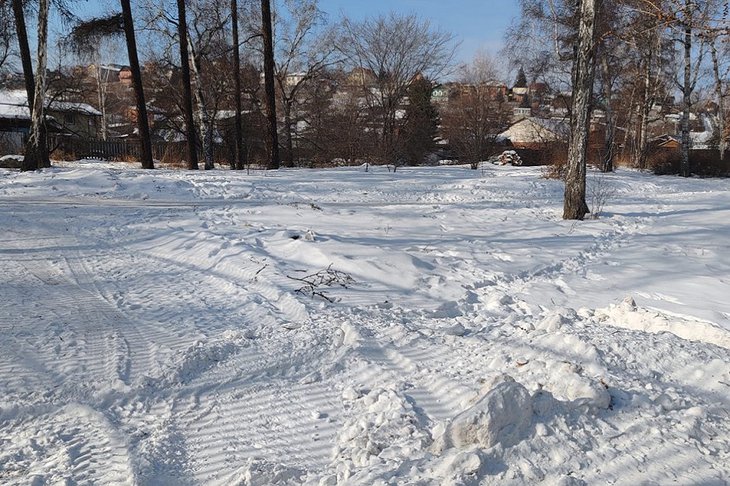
[514,67,528,88]
[402,76,439,166]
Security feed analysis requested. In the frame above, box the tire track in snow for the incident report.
[335,313,476,423]
[0,404,137,486]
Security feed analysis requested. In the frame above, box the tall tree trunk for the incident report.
[121,0,154,169]
[95,58,109,141]
[231,0,245,170]
[680,12,692,177]
[600,56,614,172]
[635,53,653,170]
[13,0,49,171]
[710,35,725,160]
[563,0,597,220]
[177,0,199,170]
[619,81,637,162]
[27,0,50,171]
[188,39,214,170]
[261,0,280,170]
[283,101,295,167]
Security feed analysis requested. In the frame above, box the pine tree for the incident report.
[402,76,439,166]
[514,67,528,88]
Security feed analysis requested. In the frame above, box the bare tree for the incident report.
[708,31,727,159]
[441,52,510,169]
[120,2,155,169]
[0,1,14,74]
[564,0,597,220]
[678,2,698,177]
[12,0,51,170]
[340,12,456,167]
[183,0,234,170]
[633,0,721,176]
[70,15,126,143]
[261,0,280,169]
[27,0,50,172]
[270,0,341,167]
[625,9,669,169]
[506,0,577,103]
[231,0,245,170]
[176,0,199,170]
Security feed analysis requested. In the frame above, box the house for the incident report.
[512,104,532,121]
[499,117,569,149]
[431,83,454,105]
[346,67,378,88]
[86,64,133,86]
[0,90,102,153]
[650,134,681,150]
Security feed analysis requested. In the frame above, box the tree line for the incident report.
[1,0,459,173]
[510,0,730,218]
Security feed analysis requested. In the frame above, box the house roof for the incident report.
[499,117,569,144]
[0,90,102,120]
[690,114,715,149]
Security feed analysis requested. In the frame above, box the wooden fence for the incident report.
[48,135,229,166]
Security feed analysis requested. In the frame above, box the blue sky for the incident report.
[316,0,520,62]
[59,0,519,68]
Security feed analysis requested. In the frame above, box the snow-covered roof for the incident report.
[690,114,716,149]
[499,117,569,144]
[0,90,102,120]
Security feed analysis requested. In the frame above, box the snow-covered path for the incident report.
[0,164,728,485]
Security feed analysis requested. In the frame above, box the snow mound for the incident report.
[544,361,611,409]
[325,385,432,484]
[433,377,533,453]
[231,458,305,485]
[594,296,730,350]
[150,330,248,387]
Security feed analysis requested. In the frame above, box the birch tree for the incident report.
[563,0,598,220]
[73,7,154,168]
[176,0,199,170]
[13,0,51,170]
[27,0,50,172]
[70,17,125,142]
[708,31,727,159]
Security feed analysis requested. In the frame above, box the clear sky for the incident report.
[316,0,521,63]
[58,0,520,70]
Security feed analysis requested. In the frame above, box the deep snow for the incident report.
[0,162,728,485]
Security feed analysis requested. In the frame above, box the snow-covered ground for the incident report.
[0,162,728,485]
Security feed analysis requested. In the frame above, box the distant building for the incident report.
[0,90,102,153]
[499,117,569,149]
